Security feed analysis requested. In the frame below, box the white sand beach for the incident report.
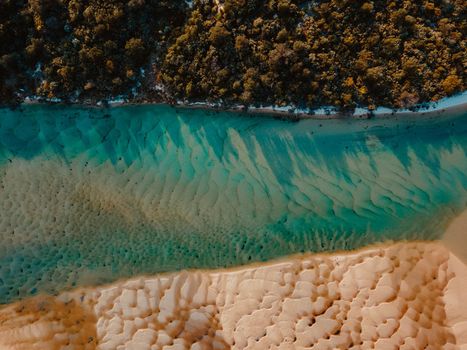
[0,239,466,350]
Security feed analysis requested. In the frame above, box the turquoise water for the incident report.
[0,104,466,303]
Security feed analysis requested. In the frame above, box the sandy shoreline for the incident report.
[0,240,466,349]
[1,93,465,348]
[18,91,467,121]
[174,91,467,121]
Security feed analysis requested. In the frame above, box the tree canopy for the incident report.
[1,0,465,111]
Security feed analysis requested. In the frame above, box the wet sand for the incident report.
[0,240,466,349]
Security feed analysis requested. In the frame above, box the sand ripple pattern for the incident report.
[0,242,466,349]
[0,105,465,303]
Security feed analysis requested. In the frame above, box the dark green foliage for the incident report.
[0,0,33,103]
[0,0,465,110]
[0,0,188,104]
[161,0,466,110]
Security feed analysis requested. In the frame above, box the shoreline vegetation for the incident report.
[21,90,467,121]
[1,0,466,114]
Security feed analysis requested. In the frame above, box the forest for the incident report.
[0,0,465,111]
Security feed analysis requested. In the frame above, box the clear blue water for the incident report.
[0,104,465,303]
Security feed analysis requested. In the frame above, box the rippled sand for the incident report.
[0,104,466,348]
[0,241,466,349]
[0,105,466,304]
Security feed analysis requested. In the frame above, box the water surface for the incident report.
[0,104,465,303]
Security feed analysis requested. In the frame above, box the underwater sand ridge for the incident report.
[0,105,466,304]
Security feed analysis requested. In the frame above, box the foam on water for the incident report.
[0,104,466,303]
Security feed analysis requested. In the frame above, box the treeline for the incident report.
[1,0,465,111]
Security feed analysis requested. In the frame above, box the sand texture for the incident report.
[0,241,466,350]
[0,105,465,348]
[443,210,467,265]
[0,106,466,303]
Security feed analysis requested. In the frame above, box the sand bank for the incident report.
[0,104,465,304]
[174,90,467,121]
[21,91,467,121]
[0,241,466,350]
[442,209,467,265]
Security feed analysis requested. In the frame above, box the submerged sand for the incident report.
[0,104,466,304]
[0,100,465,349]
[0,240,466,350]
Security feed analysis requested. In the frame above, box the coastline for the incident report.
[0,103,465,305]
[19,90,467,121]
[174,90,467,121]
[0,240,466,349]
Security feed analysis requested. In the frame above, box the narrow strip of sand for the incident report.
[21,91,467,121]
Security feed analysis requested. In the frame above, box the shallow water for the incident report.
[0,104,466,303]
